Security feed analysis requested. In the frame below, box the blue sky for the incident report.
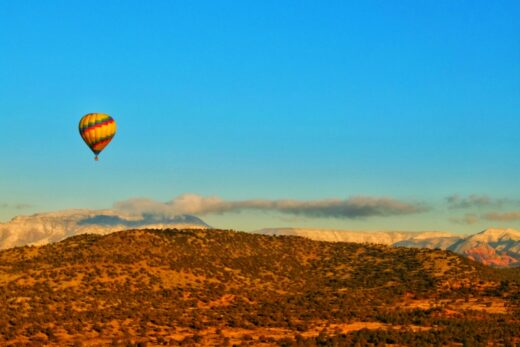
[1,0,519,232]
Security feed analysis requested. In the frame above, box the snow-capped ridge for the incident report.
[0,209,209,250]
[469,228,520,243]
[256,228,456,245]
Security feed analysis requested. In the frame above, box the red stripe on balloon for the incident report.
[81,119,115,135]
[92,137,113,150]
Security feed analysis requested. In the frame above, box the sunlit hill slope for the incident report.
[1,229,519,346]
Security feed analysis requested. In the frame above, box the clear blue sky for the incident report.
[1,0,519,232]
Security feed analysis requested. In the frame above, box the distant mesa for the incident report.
[77,213,208,228]
[394,236,462,250]
[255,228,456,245]
[0,209,209,250]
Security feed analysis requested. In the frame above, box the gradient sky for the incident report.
[1,0,519,232]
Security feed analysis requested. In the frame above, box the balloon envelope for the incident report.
[78,113,117,160]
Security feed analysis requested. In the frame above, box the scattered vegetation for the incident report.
[0,229,519,346]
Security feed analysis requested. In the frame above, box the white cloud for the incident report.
[114,193,427,219]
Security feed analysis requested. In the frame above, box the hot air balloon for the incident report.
[78,113,117,161]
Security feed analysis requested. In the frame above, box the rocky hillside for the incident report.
[0,229,519,346]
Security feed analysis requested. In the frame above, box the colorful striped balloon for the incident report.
[78,113,117,161]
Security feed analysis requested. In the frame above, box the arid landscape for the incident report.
[1,228,519,346]
[2,1,519,346]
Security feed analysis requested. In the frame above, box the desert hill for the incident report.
[1,229,519,346]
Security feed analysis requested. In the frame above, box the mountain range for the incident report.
[0,209,208,250]
[257,227,520,267]
[1,210,519,267]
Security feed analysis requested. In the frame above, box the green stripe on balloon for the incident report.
[91,134,115,147]
[79,116,113,132]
